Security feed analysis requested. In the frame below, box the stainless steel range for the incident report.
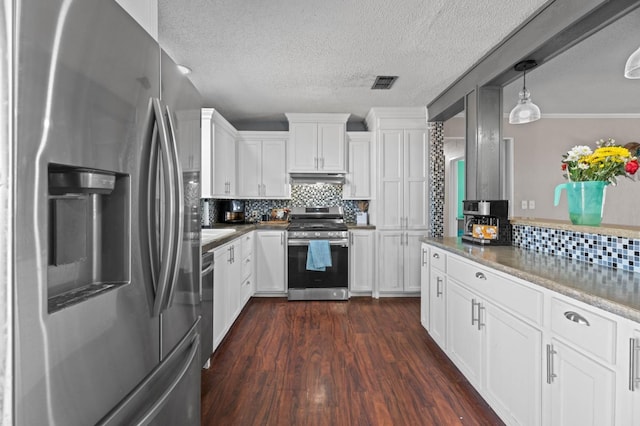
[287,206,349,301]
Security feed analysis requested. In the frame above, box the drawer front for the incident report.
[242,253,253,280]
[430,247,446,272]
[447,255,543,326]
[550,297,616,364]
[241,232,254,259]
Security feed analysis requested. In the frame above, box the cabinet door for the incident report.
[345,138,371,199]
[213,127,236,197]
[228,243,242,322]
[404,232,423,292]
[349,231,374,293]
[255,231,286,293]
[378,232,403,292]
[378,130,403,229]
[237,139,262,197]
[630,330,640,425]
[484,302,542,426]
[404,129,428,229]
[420,244,429,330]
[212,246,229,350]
[429,269,446,348]
[549,339,615,426]
[446,279,482,389]
[288,122,317,172]
[318,122,345,171]
[261,139,288,198]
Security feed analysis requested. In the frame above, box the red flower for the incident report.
[561,163,567,171]
[625,159,639,175]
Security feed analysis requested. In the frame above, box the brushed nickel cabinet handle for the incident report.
[471,298,479,327]
[564,311,590,326]
[432,253,439,259]
[475,272,486,280]
[630,338,640,391]
[436,276,443,297]
[421,249,427,266]
[546,344,557,384]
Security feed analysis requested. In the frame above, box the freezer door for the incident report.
[97,320,201,426]
[14,0,163,424]
[159,50,203,359]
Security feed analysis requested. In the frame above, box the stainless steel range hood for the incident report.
[289,173,345,185]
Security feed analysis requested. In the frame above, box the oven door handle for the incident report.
[287,239,349,248]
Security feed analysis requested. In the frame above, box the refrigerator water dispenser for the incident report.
[47,164,130,312]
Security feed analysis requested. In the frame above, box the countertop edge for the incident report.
[422,237,640,324]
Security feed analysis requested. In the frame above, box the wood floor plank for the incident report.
[202,297,504,425]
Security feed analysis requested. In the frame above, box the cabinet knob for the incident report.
[475,272,486,280]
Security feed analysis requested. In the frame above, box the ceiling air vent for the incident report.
[371,75,398,90]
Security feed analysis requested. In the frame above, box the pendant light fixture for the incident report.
[624,46,640,79]
[508,60,541,124]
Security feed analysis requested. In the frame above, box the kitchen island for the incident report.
[421,236,640,426]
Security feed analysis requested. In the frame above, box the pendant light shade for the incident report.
[508,60,541,125]
[624,46,640,79]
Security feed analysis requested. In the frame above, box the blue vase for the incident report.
[554,181,607,226]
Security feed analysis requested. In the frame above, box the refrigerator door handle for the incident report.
[96,322,201,426]
[147,122,160,286]
[163,105,184,310]
[136,333,199,425]
[150,98,178,317]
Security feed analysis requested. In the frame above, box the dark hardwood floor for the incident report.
[201,297,503,425]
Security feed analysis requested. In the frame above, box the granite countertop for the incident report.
[201,222,290,252]
[422,237,640,324]
[346,223,376,230]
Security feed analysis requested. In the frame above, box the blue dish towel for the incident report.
[306,240,332,271]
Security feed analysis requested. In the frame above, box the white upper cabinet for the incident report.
[286,113,349,173]
[201,108,237,198]
[343,132,372,199]
[236,132,289,199]
[378,129,428,229]
[115,0,158,40]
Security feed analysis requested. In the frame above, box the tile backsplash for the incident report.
[201,183,363,226]
[512,224,640,274]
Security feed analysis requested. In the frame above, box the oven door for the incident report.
[287,239,349,290]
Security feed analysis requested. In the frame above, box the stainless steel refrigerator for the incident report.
[12,0,202,424]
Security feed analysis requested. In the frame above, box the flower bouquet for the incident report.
[561,138,638,184]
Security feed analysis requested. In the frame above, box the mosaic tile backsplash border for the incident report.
[512,224,640,274]
[201,183,362,225]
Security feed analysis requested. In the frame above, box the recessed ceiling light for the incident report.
[372,76,398,90]
[177,64,192,75]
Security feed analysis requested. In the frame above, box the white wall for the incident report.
[444,116,640,227]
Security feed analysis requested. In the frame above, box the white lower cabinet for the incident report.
[483,299,542,426]
[349,230,374,293]
[255,230,287,294]
[446,279,484,387]
[428,267,446,349]
[212,240,240,350]
[446,276,542,425]
[547,339,615,426]
[378,231,424,294]
[630,328,640,424]
[211,233,253,353]
[420,244,429,330]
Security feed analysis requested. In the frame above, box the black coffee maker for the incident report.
[461,200,511,245]
[219,200,245,223]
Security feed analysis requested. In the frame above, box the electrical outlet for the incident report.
[521,200,528,210]
[528,200,536,209]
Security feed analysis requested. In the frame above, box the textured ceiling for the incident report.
[503,6,640,115]
[158,0,549,127]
